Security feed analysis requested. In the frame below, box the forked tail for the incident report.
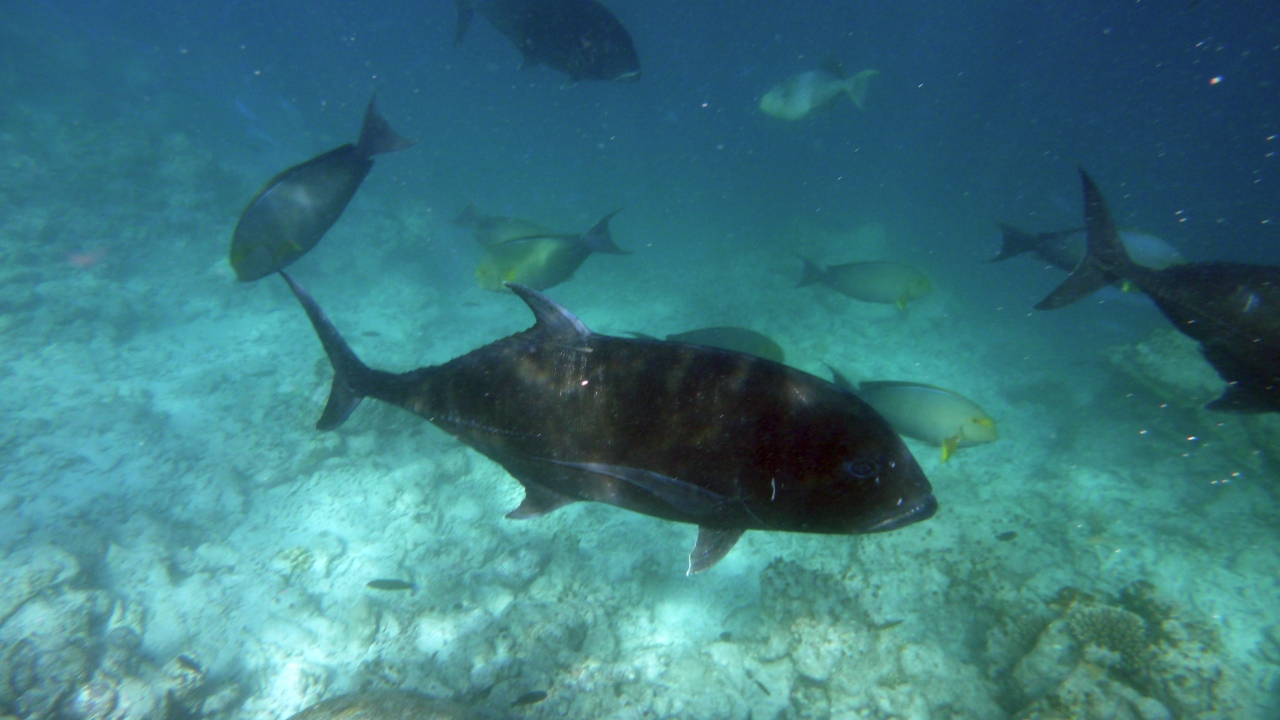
[1035,170,1137,310]
[356,93,417,158]
[280,272,382,430]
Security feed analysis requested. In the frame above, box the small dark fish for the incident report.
[453,0,641,84]
[511,691,547,707]
[366,578,415,591]
[229,94,415,281]
[1036,171,1280,414]
[996,530,1018,542]
[718,631,733,642]
[280,272,935,574]
[362,330,381,337]
[870,619,904,631]
[753,679,771,696]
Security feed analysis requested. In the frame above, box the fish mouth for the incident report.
[867,494,938,533]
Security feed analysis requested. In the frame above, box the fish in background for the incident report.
[280,272,936,574]
[797,258,932,309]
[993,224,1185,272]
[475,210,628,292]
[628,327,786,364]
[453,0,641,84]
[229,94,415,282]
[826,366,997,463]
[1037,170,1280,414]
[453,203,555,249]
[284,691,474,720]
[760,61,879,121]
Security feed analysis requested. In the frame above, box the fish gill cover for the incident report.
[0,1,1278,719]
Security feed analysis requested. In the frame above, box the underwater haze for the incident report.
[2,0,1279,718]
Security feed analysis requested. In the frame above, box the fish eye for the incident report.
[844,458,880,479]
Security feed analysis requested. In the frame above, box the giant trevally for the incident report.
[229,95,415,282]
[760,62,879,121]
[453,0,641,84]
[629,327,786,364]
[1037,170,1280,413]
[280,273,936,573]
[475,209,628,291]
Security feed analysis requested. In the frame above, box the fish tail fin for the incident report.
[844,69,880,110]
[796,256,825,287]
[992,224,1041,262]
[941,436,960,463]
[280,272,375,430]
[1035,170,1136,310]
[453,202,483,228]
[356,93,417,158]
[582,209,629,255]
[453,0,474,45]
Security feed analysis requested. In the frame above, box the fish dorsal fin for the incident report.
[505,283,592,341]
[688,527,744,575]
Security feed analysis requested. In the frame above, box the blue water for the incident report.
[2,1,1278,719]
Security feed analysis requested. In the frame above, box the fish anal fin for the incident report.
[688,527,744,575]
[506,483,577,519]
[941,436,960,463]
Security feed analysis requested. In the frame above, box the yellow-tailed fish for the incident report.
[475,209,628,292]
[855,381,997,462]
[798,257,931,308]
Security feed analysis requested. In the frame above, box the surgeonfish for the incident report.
[798,258,931,308]
[453,204,554,249]
[993,225,1185,272]
[760,62,879,121]
[825,366,996,462]
[229,95,415,282]
[1036,170,1280,414]
[629,327,786,364]
[855,382,998,462]
[475,210,628,292]
[453,0,641,84]
[280,272,935,574]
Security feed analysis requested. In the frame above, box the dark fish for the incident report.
[1036,170,1280,413]
[280,273,936,574]
[510,691,547,707]
[453,0,641,84]
[229,95,415,282]
[366,578,415,591]
[629,327,785,364]
[993,224,1183,273]
[285,691,474,720]
[996,530,1017,542]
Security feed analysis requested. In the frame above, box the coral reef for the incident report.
[994,581,1240,720]
[0,545,226,720]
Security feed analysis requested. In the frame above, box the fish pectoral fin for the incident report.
[506,482,577,519]
[545,460,729,516]
[688,527,744,575]
[940,436,960,463]
[895,296,908,310]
